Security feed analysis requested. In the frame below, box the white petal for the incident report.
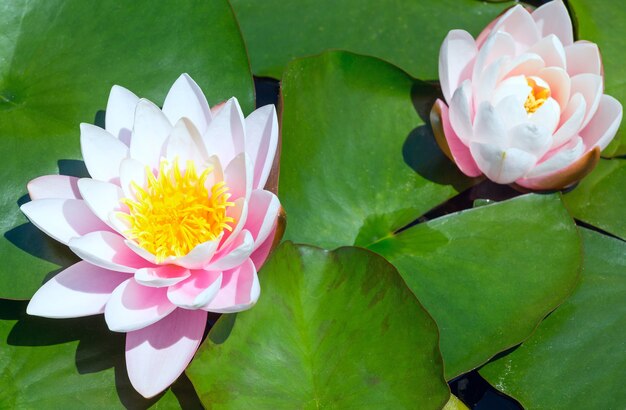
[202,97,246,166]
[172,235,222,270]
[508,123,552,158]
[472,31,516,86]
[473,102,507,146]
[206,230,254,271]
[530,98,561,135]
[167,271,223,309]
[27,175,81,200]
[224,152,253,202]
[80,123,128,183]
[552,93,586,148]
[77,178,126,232]
[580,95,623,151]
[134,265,191,288]
[21,199,109,245]
[119,158,147,200]
[539,67,571,110]
[165,117,208,165]
[448,80,474,144]
[439,29,478,103]
[528,35,566,69]
[161,73,212,135]
[565,42,602,77]
[105,85,139,143]
[470,143,537,184]
[570,73,603,129]
[532,0,574,46]
[491,5,541,49]
[130,99,173,168]
[69,231,148,273]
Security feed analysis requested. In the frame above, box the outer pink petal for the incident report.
[105,279,176,332]
[125,308,207,398]
[565,42,602,77]
[167,270,222,309]
[580,95,623,151]
[490,5,540,50]
[69,231,150,273]
[80,123,129,183]
[552,93,586,148]
[432,99,482,177]
[532,0,574,46]
[105,85,139,143]
[21,199,110,245]
[27,261,128,318]
[224,152,253,202]
[161,73,212,135]
[250,224,276,270]
[245,105,279,190]
[244,190,280,250]
[27,175,81,200]
[528,35,566,69]
[130,99,172,169]
[202,258,260,313]
[202,97,245,166]
[570,73,603,129]
[439,29,477,103]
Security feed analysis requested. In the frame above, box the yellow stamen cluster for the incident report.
[524,77,551,114]
[120,159,234,263]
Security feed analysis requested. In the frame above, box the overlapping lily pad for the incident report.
[187,242,448,409]
[279,51,473,249]
[563,159,626,239]
[480,228,626,409]
[230,0,515,79]
[369,194,581,379]
[0,0,254,299]
[569,0,626,156]
[0,299,199,408]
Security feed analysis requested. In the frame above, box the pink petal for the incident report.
[164,118,208,165]
[80,123,128,183]
[439,29,477,103]
[69,231,150,273]
[580,95,623,151]
[167,270,222,309]
[470,143,537,184]
[433,99,482,177]
[503,53,545,78]
[472,31,515,88]
[27,175,81,200]
[250,224,276,270]
[206,230,254,271]
[565,42,602,77]
[490,5,540,51]
[21,199,110,245]
[245,105,279,190]
[125,308,207,398]
[552,93,586,148]
[244,190,280,249]
[77,178,127,232]
[570,73,603,129]
[105,279,176,332]
[134,265,190,288]
[528,35,566,69]
[161,73,212,135]
[202,97,246,166]
[130,99,172,169]
[527,137,584,178]
[105,85,139,143]
[448,80,474,144]
[202,258,259,313]
[27,261,128,318]
[539,67,571,110]
[224,152,253,202]
[532,0,574,46]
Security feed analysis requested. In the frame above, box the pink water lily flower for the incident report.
[432,0,622,190]
[21,74,282,398]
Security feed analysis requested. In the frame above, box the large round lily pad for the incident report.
[0,0,254,299]
[480,228,626,409]
[369,194,582,379]
[187,242,448,409]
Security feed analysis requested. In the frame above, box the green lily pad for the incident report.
[0,0,254,299]
[563,159,626,239]
[480,228,626,409]
[569,0,626,156]
[279,51,474,249]
[368,194,582,379]
[0,299,201,408]
[230,0,515,79]
[187,242,448,409]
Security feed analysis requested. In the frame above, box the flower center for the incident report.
[524,77,550,114]
[121,159,234,262]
